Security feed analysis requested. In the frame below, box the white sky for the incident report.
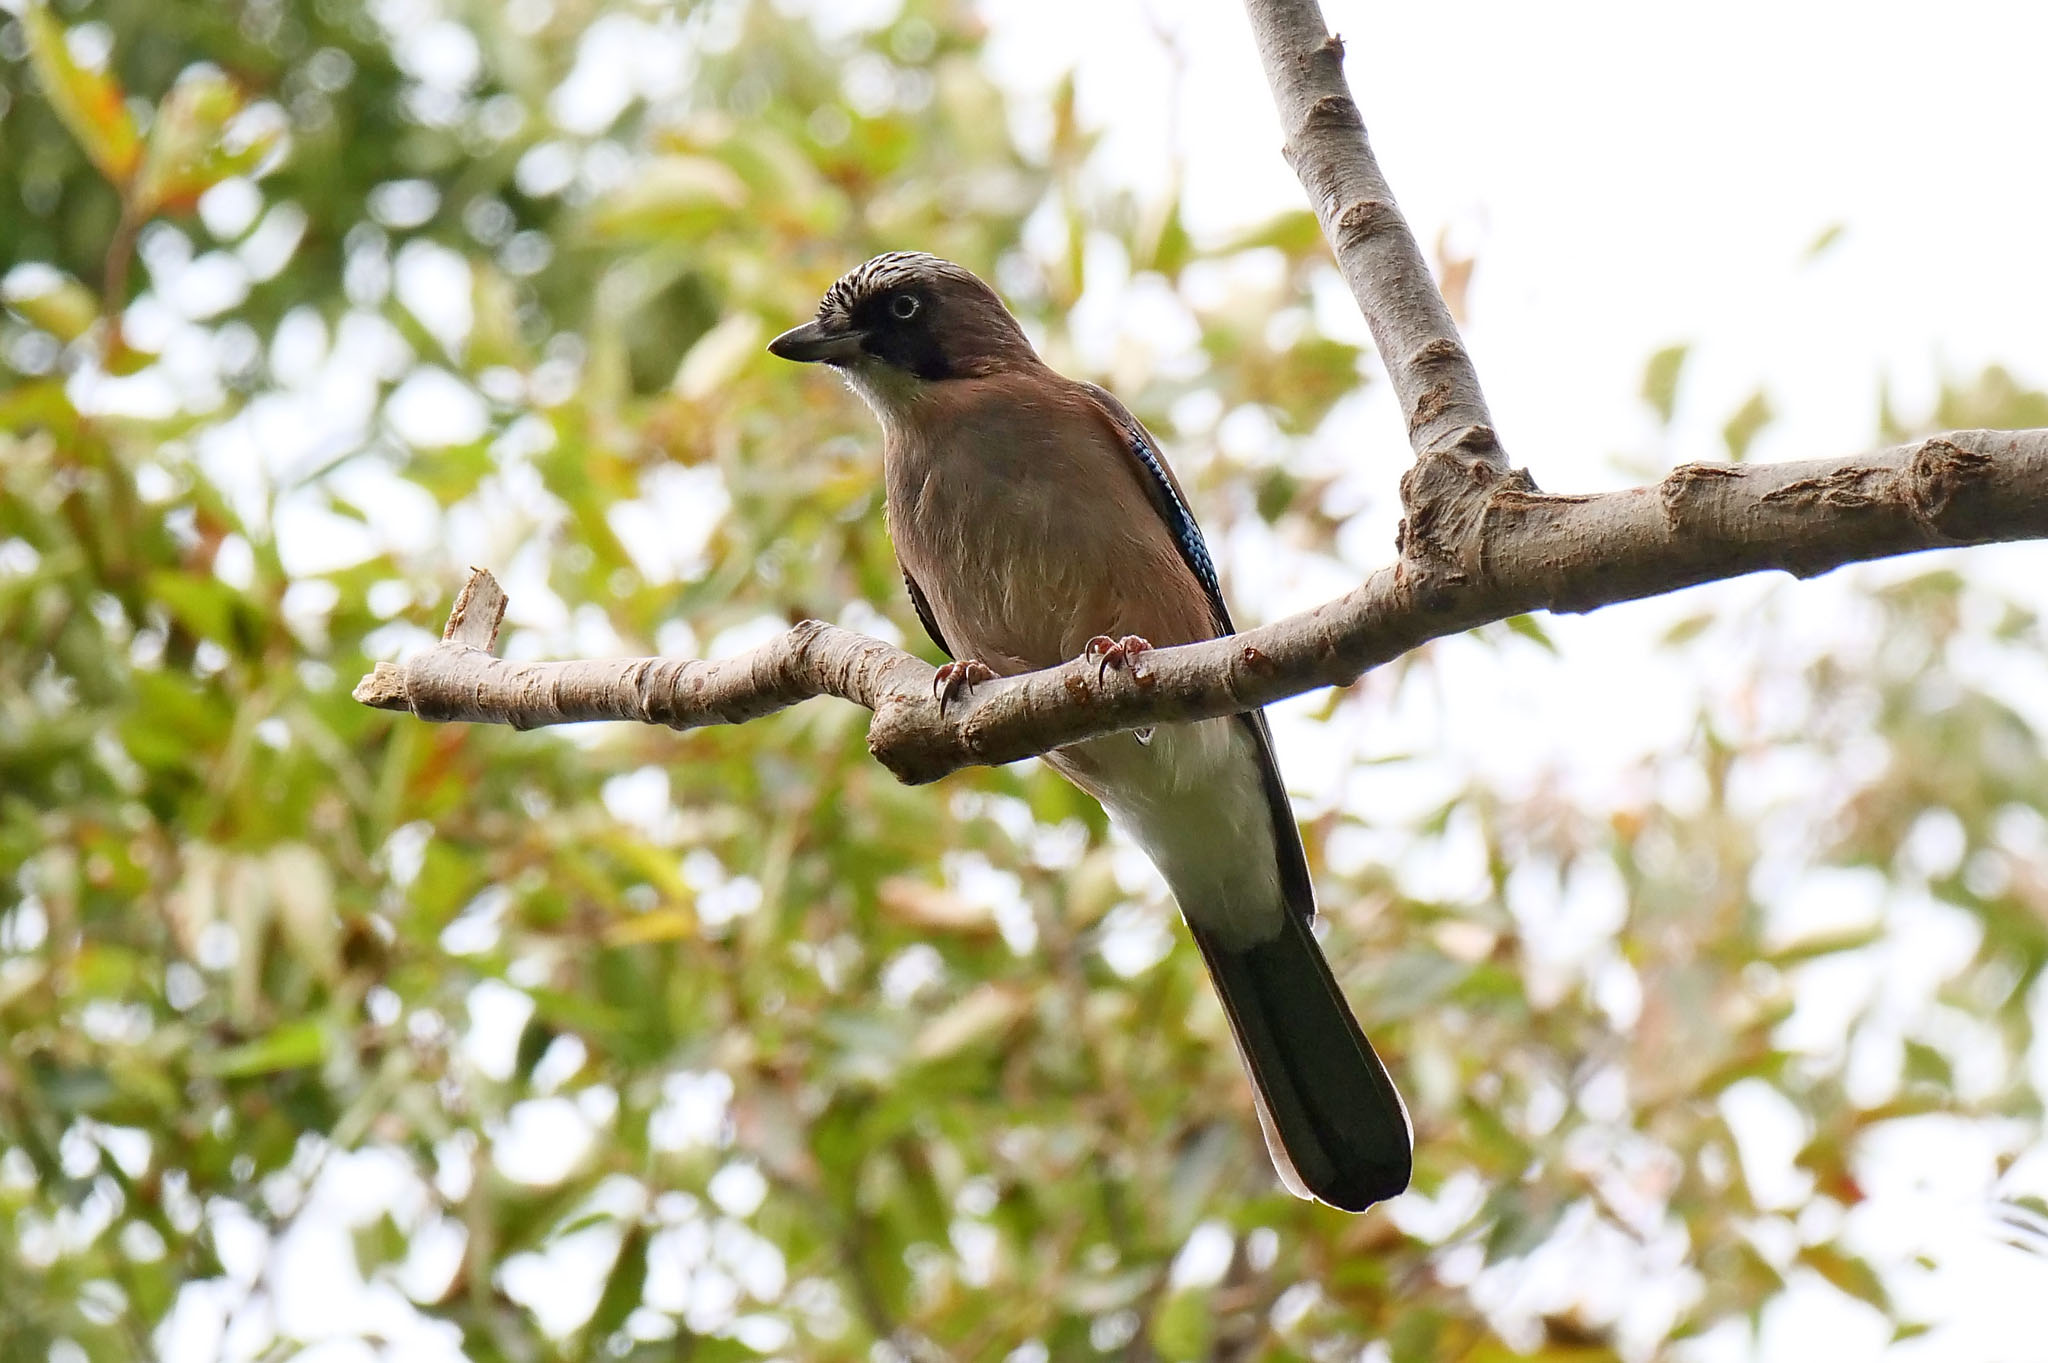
[130,1,2048,1359]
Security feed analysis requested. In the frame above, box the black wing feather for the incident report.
[903,570,952,660]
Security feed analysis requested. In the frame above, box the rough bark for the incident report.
[355,431,2048,785]
[1237,0,1522,579]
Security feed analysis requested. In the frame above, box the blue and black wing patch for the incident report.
[1127,428,1223,607]
[1080,383,1233,634]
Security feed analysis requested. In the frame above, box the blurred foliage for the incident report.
[2,2,2046,1361]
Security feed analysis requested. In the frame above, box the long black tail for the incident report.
[1190,909,1411,1211]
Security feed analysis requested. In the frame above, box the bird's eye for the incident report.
[889,293,920,321]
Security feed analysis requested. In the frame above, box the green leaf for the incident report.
[1659,611,1714,648]
[22,2,141,187]
[1641,343,1690,425]
[1902,1038,1952,1088]
[1388,1307,1447,1363]
[353,1212,409,1274]
[1140,199,1192,278]
[1722,390,1775,463]
[1,266,100,342]
[1151,1286,1215,1360]
[1254,468,1300,524]
[584,156,747,241]
[1799,1244,1891,1313]
[1222,209,1328,261]
[203,1019,330,1077]
[910,983,1028,1063]
[1804,223,1846,260]
[133,65,279,217]
[1765,926,1883,967]
[146,568,246,644]
[1504,613,1559,654]
[584,1224,649,1343]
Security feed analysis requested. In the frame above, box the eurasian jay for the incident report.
[770,252,1411,1212]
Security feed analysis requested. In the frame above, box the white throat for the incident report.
[840,358,927,424]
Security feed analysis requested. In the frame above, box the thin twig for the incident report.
[98,198,143,369]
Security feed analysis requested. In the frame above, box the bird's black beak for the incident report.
[767,318,866,365]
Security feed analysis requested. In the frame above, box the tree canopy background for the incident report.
[2,1,2045,1360]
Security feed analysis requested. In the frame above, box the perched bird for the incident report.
[769,252,1411,1211]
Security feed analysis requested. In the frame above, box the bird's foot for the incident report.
[1084,634,1154,684]
[932,659,996,708]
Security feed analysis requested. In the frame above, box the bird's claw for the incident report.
[933,659,995,708]
[1084,634,1154,685]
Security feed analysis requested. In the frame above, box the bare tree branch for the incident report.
[355,431,2048,784]
[1236,0,1545,604]
[1238,0,1497,471]
[352,0,2048,788]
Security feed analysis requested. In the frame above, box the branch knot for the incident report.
[1904,436,1994,537]
[1303,93,1365,133]
[1334,198,1398,252]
